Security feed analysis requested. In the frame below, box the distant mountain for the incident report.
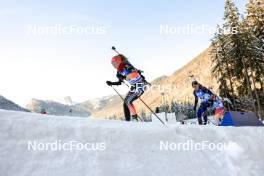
[24,95,121,118]
[26,99,90,117]
[0,95,30,112]
[92,47,218,119]
[77,95,122,114]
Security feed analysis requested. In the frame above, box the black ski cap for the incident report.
[192,80,199,86]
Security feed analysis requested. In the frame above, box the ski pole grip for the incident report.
[111,46,120,54]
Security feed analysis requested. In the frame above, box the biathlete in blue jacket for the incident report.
[192,81,225,125]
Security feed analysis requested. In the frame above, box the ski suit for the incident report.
[110,62,145,121]
[193,85,214,125]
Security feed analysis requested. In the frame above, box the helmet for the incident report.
[111,55,125,69]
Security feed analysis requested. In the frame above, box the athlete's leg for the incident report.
[124,90,144,120]
[123,101,131,121]
[197,102,209,125]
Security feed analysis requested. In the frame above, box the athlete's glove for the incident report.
[210,95,217,101]
[106,81,113,86]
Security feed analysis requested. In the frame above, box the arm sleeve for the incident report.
[110,73,125,86]
[193,91,198,109]
[201,86,214,95]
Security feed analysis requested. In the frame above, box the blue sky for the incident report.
[0,0,248,106]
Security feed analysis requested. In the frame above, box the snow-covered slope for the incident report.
[0,109,264,176]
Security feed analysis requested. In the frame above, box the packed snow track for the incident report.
[0,110,263,176]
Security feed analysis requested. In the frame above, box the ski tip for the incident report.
[111,46,116,50]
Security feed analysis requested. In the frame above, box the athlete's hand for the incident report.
[210,95,216,101]
[106,81,113,86]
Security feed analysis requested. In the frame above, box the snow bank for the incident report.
[0,109,263,176]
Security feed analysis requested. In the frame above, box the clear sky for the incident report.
[0,0,247,106]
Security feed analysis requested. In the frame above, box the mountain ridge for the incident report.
[0,95,30,112]
[26,98,91,117]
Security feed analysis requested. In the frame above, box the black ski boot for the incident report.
[198,117,203,125]
[203,115,208,125]
[123,103,131,121]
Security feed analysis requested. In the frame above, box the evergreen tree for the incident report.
[210,0,264,118]
[244,0,264,117]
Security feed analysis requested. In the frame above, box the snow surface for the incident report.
[0,109,264,176]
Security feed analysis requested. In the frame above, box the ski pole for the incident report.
[138,96,165,125]
[110,86,143,122]
[207,118,218,126]
[124,83,165,125]
[111,46,120,55]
